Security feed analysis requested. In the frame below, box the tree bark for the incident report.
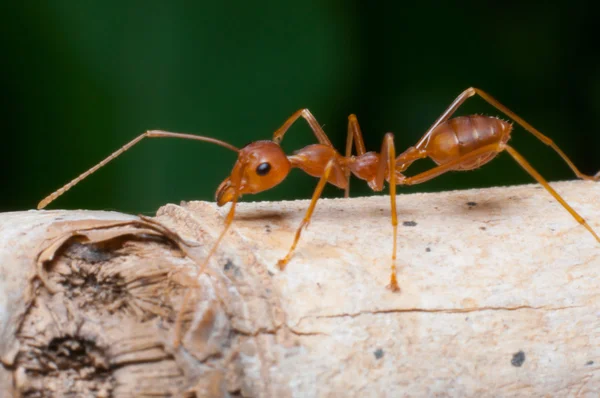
[1,180,599,397]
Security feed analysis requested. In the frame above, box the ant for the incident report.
[39,87,600,295]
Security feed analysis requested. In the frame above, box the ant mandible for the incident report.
[39,87,600,292]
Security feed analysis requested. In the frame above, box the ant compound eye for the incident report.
[256,162,271,176]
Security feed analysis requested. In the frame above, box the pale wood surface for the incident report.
[0,180,599,397]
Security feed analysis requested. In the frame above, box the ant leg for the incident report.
[414,87,479,149]
[38,130,239,209]
[472,88,600,181]
[395,87,480,172]
[277,159,336,269]
[398,143,600,243]
[373,133,400,291]
[344,114,368,198]
[416,87,598,180]
[173,168,244,348]
[503,145,600,243]
[272,110,362,198]
[272,109,333,147]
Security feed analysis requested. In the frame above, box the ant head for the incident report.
[216,141,291,206]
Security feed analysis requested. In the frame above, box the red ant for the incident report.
[39,87,600,294]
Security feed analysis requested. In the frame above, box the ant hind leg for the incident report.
[503,145,600,243]
[473,88,600,181]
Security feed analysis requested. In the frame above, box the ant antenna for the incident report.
[38,130,239,209]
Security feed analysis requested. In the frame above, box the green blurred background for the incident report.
[1,2,599,214]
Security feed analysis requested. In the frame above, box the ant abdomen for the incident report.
[427,115,513,170]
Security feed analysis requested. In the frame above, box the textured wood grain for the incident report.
[1,180,599,397]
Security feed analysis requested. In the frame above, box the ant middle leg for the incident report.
[344,114,368,198]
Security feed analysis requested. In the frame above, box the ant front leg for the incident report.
[272,110,370,198]
[277,158,338,270]
[272,109,333,147]
[173,165,245,348]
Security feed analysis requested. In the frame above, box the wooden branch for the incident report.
[1,180,599,397]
